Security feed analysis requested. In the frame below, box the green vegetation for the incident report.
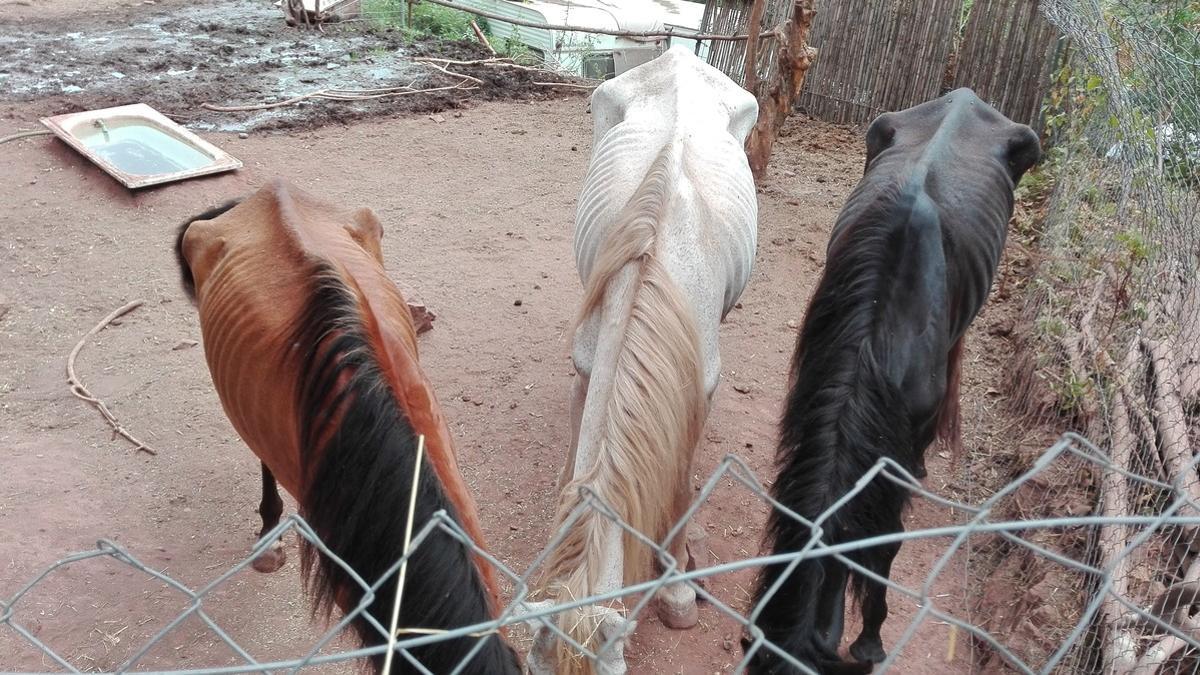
[361,0,540,62]
[1020,0,1198,420]
[362,0,490,41]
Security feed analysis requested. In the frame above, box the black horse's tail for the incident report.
[748,343,909,674]
[747,188,921,674]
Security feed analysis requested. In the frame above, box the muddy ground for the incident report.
[0,2,1070,674]
[0,0,577,133]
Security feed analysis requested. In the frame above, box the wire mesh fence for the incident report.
[1008,0,1199,671]
[5,433,1200,673]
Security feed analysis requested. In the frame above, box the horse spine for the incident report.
[544,142,706,674]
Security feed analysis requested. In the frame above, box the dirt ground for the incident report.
[0,0,576,133]
[1,3,1052,674]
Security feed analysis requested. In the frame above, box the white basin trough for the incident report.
[41,103,242,189]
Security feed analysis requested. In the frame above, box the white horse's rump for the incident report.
[528,45,759,675]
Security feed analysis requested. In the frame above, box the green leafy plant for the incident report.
[363,0,491,42]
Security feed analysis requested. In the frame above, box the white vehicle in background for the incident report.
[451,0,711,79]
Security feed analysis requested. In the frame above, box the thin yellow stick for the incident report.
[382,434,426,675]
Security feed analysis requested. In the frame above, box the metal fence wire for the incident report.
[5,433,1200,674]
[1009,0,1200,672]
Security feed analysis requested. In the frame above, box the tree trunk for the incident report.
[745,0,817,180]
[742,0,767,97]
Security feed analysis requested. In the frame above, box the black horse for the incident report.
[744,88,1042,674]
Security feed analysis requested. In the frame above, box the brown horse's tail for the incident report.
[291,267,520,675]
[936,335,965,465]
[542,143,707,674]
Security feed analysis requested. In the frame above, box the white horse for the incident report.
[524,45,759,675]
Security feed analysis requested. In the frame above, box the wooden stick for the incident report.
[202,90,334,112]
[381,435,426,675]
[415,56,539,72]
[0,129,53,145]
[201,82,476,112]
[470,20,495,56]
[414,56,509,66]
[419,60,486,85]
[1132,615,1200,673]
[1100,340,1141,674]
[1144,338,1200,548]
[741,0,767,95]
[66,301,157,456]
[413,0,781,42]
[532,81,598,89]
[1180,282,1200,407]
[1182,362,1200,411]
[1115,356,1164,482]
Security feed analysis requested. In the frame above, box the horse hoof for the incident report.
[251,546,286,573]
[849,638,886,664]
[655,584,698,629]
[658,601,698,629]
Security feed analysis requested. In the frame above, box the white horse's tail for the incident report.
[542,142,707,674]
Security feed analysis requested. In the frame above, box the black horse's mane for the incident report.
[774,179,920,558]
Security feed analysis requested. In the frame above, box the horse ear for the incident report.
[1005,124,1042,183]
[864,112,896,173]
[175,200,241,303]
[344,208,385,263]
[179,219,227,304]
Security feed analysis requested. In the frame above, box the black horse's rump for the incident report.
[289,268,520,674]
[173,199,242,302]
[745,88,1041,674]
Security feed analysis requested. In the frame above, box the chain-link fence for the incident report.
[1007,0,1199,671]
[5,433,1200,673]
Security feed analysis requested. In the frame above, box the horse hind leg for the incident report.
[847,541,901,664]
[654,479,701,629]
[814,558,848,658]
[251,462,287,573]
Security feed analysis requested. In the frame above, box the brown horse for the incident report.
[174,179,520,674]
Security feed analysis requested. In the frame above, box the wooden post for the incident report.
[742,0,767,96]
[471,20,496,55]
[745,0,817,180]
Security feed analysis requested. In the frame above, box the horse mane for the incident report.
[290,264,519,674]
[173,199,242,303]
[542,142,707,674]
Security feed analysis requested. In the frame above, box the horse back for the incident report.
[576,47,759,393]
[860,87,1040,338]
[807,88,1042,448]
[178,180,489,569]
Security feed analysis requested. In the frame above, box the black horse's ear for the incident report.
[1005,124,1042,183]
[864,113,896,173]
